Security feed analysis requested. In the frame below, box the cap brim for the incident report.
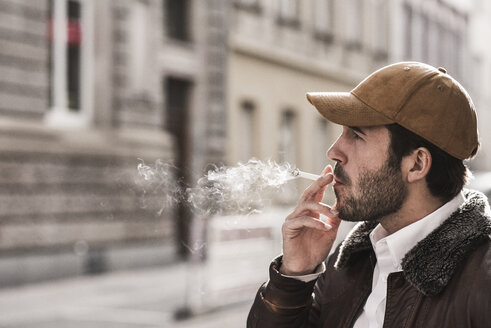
[306,92,394,126]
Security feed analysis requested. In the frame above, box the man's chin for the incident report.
[334,201,366,222]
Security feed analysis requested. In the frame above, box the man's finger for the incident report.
[324,215,342,230]
[292,201,339,219]
[300,172,334,201]
[283,216,333,233]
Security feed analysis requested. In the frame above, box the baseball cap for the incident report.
[306,62,479,160]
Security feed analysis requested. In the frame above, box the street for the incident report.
[0,262,253,328]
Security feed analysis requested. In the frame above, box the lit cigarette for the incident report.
[290,168,321,181]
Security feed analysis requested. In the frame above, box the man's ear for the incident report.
[403,147,432,183]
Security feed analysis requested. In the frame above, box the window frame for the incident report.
[45,0,94,128]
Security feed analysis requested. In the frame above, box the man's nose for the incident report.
[327,138,346,165]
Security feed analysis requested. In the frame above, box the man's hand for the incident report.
[280,165,341,276]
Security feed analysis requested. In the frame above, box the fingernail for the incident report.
[330,208,338,215]
[325,224,332,230]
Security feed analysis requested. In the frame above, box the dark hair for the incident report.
[386,124,469,203]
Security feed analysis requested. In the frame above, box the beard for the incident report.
[334,154,408,222]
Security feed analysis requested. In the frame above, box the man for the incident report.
[247,62,491,327]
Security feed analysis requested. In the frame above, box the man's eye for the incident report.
[351,130,361,140]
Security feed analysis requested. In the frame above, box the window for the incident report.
[345,0,362,49]
[240,100,256,162]
[439,27,453,72]
[278,0,299,26]
[314,0,333,33]
[278,110,297,165]
[66,0,81,111]
[314,0,334,41]
[471,56,483,99]
[46,0,94,127]
[421,14,430,63]
[234,0,261,12]
[427,19,439,66]
[278,110,297,203]
[236,0,258,4]
[403,3,413,59]
[411,12,424,60]
[165,0,191,42]
[316,119,329,174]
[371,0,388,58]
[164,77,191,140]
[453,33,463,79]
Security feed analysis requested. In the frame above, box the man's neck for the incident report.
[378,190,445,235]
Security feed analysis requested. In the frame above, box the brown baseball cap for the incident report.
[306,62,479,160]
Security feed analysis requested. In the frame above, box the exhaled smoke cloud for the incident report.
[136,159,296,216]
[136,159,182,215]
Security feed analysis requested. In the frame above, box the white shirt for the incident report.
[283,192,465,327]
[354,192,465,328]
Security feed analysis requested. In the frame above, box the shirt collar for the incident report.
[369,192,465,270]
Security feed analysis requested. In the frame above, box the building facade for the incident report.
[0,0,227,286]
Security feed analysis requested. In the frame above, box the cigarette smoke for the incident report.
[136,159,296,216]
[136,159,182,215]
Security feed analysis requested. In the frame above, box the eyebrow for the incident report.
[348,126,367,136]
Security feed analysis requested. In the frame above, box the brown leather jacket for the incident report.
[248,190,491,327]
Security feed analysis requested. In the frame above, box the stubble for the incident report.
[334,155,408,222]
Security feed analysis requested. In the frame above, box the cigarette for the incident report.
[290,168,321,181]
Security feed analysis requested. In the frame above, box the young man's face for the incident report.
[327,125,408,222]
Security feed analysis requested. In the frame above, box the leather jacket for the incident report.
[247,190,491,327]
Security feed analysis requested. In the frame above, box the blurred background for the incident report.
[0,0,490,327]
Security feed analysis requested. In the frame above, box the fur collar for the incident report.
[334,189,491,296]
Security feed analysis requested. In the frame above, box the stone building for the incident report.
[0,0,227,286]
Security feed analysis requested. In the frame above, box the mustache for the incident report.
[334,164,351,186]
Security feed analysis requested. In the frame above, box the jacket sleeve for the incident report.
[247,255,327,328]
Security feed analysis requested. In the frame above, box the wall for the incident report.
[0,0,49,116]
[0,0,178,286]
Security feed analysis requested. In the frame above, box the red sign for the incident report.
[47,19,82,45]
